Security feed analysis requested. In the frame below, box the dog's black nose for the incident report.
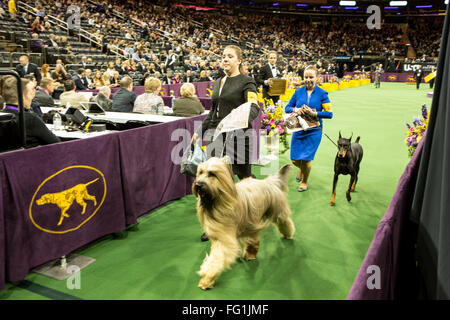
[195,181,204,190]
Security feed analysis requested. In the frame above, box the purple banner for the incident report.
[347,135,425,299]
[0,162,5,292]
[344,72,430,83]
[0,134,126,284]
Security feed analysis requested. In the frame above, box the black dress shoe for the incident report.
[201,233,209,242]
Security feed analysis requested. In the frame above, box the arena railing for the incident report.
[17,1,125,59]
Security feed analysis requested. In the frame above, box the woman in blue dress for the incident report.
[285,66,333,192]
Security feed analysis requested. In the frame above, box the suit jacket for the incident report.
[16,63,42,85]
[111,88,137,112]
[182,75,196,83]
[414,69,424,82]
[115,65,128,75]
[59,91,89,109]
[73,75,87,90]
[1,108,60,148]
[32,89,55,108]
[136,63,146,74]
[162,76,172,85]
[81,76,91,88]
[257,64,280,97]
[173,97,205,117]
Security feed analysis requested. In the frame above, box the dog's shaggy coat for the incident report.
[193,157,295,290]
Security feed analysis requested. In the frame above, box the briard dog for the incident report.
[192,157,295,290]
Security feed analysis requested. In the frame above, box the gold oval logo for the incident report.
[29,165,107,234]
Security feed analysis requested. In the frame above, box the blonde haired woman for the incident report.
[133,77,164,114]
[92,70,105,87]
[102,72,111,87]
[173,83,205,117]
[41,64,52,80]
[285,65,333,192]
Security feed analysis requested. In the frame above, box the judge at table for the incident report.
[111,76,137,112]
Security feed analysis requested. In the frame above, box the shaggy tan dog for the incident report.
[193,157,295,290]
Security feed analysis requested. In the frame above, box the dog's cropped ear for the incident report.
[349,132,353,142]
[339,130,342,139]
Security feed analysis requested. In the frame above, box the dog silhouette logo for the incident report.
[29,166,106,234]
[36,178,99,226]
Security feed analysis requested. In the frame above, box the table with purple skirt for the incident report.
[0,109,262,291]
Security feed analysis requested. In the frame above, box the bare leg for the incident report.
[300,160,312,189]
[291,160,303,181]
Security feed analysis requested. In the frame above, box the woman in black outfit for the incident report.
[192,45,260,241]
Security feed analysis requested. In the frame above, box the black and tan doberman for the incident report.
[330,132,363,206]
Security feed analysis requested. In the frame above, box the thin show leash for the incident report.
[323,132,338,148]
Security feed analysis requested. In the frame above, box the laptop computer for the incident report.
[80,102,106,115]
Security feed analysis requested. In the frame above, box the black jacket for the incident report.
[1,107,60,148]
[73,75,87,90]
[256,64,279,97]
[201,74,259,135]
[111,89,137,112]
[16,63,42,85]
[182,75,196,83]
[414,69,424,82]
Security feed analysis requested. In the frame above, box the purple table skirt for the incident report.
[347,135,425,299]
[0,112,261,291]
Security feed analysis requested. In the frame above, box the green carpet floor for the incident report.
[0,82,432,300]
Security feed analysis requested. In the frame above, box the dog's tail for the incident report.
[276,164,292,192]
[355,136,361,144]
[85,178,99,186]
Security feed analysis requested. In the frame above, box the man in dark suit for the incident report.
[256,51,280,104]
[32,78,55,108]
[18,12,29,24]
[136,59,147,74]
[414,65,424,90]
[111,76,137,112]
[16,55,42,85]
[73,68,87,90]
[47,34,59,48]
[182,70,196,83]
[162,70,174,85]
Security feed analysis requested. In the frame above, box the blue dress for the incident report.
[285,85,333,161]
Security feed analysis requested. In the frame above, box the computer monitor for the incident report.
[80,102,106,115]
